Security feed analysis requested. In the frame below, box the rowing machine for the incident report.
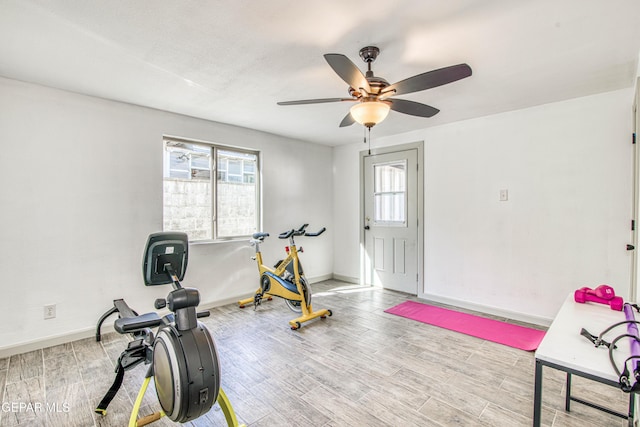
[95,232,244,426]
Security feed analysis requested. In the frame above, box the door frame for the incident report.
[359,141,424,295]
[632,77,640,302]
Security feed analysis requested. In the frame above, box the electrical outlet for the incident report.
[499,189,509,201]
[44,304,56,320]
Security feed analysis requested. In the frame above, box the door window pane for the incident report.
[375,162,406,192]
[374,193,405,223]
[373,161,407,225]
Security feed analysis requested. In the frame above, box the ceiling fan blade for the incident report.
[386,63,472,96]
[324,54,371,93]
[339,112,355,127]
[388,98,440,117]
[277,98,355,106]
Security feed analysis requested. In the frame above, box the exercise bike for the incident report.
[238,224,332,330]
[95,232,244,427]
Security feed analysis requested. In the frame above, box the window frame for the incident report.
[163,136,261,242]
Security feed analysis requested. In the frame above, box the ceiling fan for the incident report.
[277,46,472,129]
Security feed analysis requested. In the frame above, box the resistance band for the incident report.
[581,304,640,392]
[620,304,640,391]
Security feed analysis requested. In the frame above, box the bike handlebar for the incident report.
[304,227,326,237]
[278,225,325,239]
[278,230,294,239]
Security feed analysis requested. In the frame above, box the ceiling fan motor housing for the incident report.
[359,46,380,63]
[366,76,389,94]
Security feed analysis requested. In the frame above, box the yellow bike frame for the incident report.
[238,227,331,329]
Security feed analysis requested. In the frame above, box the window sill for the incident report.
[189,238,250,246]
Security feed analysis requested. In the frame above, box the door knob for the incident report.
[627,244,635,251]
[364,225,370,230]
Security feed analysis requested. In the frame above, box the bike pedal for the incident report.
[253,294,263,310]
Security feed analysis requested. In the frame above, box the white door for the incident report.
[363,149,418,294]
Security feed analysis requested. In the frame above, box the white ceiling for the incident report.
[1,0,639,146]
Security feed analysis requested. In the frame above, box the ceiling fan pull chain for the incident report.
[368,127,371,155]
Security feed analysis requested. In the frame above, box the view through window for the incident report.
[163,138,259,240]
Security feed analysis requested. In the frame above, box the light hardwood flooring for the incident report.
[0,280,632,426]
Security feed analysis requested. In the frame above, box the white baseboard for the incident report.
[0,294,250,359]
[199,294,248,310]
[307,273,334,284]
[1,275,406,358]
[0,325,112,359]
[331,274,359,284]
[420,292,552,327]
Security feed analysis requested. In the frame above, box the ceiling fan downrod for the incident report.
[359,46,379,76]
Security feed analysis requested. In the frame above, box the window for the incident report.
[216,150,256,184]
[163,137,260,241]
[373,160,407,226]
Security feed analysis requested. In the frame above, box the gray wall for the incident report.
[0,76,333,355]
[1,74,635,354]
[333,88,634,324]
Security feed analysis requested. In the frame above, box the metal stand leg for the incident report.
[565,373,572,412]
[534,360,543,427]
[565,371,630,420]
[217,388,245,427]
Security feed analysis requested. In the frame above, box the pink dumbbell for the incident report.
[574,285,623,311]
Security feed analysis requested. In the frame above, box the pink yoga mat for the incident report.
[385,300,545,351]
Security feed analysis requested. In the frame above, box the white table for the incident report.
[534,294,635,426]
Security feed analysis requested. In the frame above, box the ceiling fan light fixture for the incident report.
[350,101,390,128]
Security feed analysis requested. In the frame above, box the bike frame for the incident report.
[238,227,331,329]
[253,234,305,302]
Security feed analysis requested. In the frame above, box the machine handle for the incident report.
[115,313,162,334]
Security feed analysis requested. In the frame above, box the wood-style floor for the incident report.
[0,280,631,426]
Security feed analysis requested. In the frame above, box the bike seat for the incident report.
[114,312,162,334]
[252,232,269,240]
